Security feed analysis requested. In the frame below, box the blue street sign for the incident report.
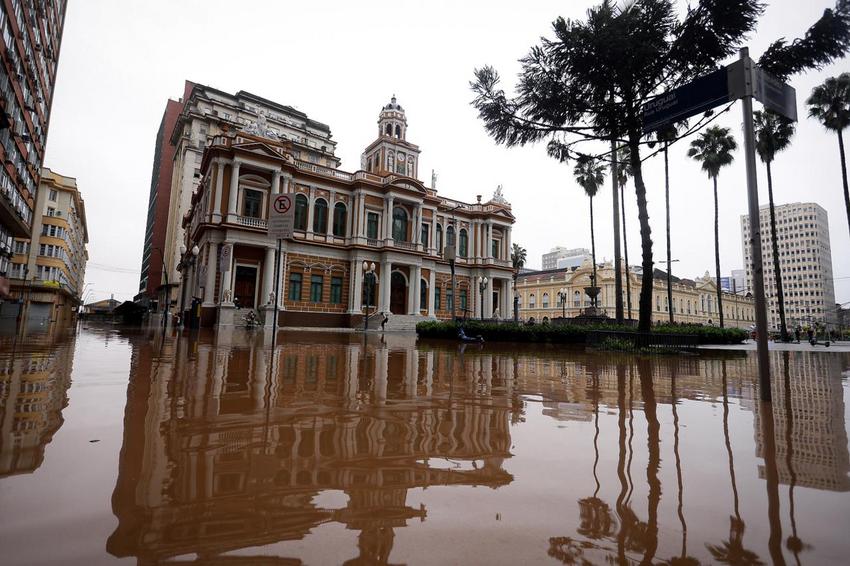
[642,68,730,133]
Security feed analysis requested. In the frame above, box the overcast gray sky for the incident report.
[44,0,849,306]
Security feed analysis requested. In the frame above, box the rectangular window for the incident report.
[420,223,429,247]
[492,239,499,259]
[447,289,454,312]
[435,287,441,311]
[48,189,57,201]
[330,276,343,304]
[310,275,323,302]
[242,189,263,218]
[460,290,468,313]
[367,212,379,239]
[288,273,302,301]
[46,207,55,216]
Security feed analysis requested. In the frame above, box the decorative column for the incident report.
[412,265,422,313]
[203,242,218,306]
[384,196,395,241]
[220,243,234,304]
[226,161,240,223]
[428,269,436,317]
[327,190,336,237]
[212,160,224,222]
[262,247,275,307]
[504,278,513,318]
[306,186,315,235]
[484,221,491,260]
[414,204,422,250]
[349,258,363,313]
[272,170,281,195]
[379,260,391,312]
[282,174,292,193]
[483,276,493,318]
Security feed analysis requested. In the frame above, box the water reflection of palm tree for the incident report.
[707,360,763,565]
[638,358,661,565]
[782,352,810,565]
[577,361,616,541]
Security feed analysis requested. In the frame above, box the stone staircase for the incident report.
[382,313,433,332]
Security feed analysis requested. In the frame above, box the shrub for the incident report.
[416,321,748,345]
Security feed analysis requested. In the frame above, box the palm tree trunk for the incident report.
[766,160,788,341]
[590,195,597,307]
[665,144,674,325]
[620,182,632,320]
[839,129,850,242]
[629,137,654,333]
[713,176,725,328]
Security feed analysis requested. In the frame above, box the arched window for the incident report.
[459,229,468,257]
[687,300,691,314]
[701,295,706,312]
[707,296,713,313]
[395,124,401,138]
[332,203,347,237]
[529,294,536,308]
[542,293,550,308]
[573,291,581,307]
[436,224,443,254]
[392,206,408,241]
[313,198,328,233]
[294,194,308,231]
[420,279,427,311]
[385,123,392,136]
[446,225,455,248]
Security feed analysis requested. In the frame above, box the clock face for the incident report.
[397,152,405,161]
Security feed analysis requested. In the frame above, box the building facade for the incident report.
[517,260,756,328]
[542,246,590,270]
[179,96,515,328]
[4,168,87,330]
[0,0,67,299]
[741,202,837,329]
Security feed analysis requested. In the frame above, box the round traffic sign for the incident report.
[273,194,292,214]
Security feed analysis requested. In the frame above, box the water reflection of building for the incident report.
[0,338,74,477]
[752,353,850,491]
[108,334,518,565]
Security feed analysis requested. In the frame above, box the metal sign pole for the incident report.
[740,47,772,401]
[272,238,281,334]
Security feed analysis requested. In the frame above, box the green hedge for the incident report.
[415,321,748,345]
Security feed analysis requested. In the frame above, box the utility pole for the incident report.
[740,47,772,401]
[611,133,624,323]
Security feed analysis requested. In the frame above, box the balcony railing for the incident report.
[237,215,267,229]
[392,240,417,251]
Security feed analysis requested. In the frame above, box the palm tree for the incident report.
[656,122,686,324]
[616,147,634,320]
[688,126,737,328]
[574,155,606,301]
[807,73,850,240]
[511,243,527,322]
[754,110,796,341]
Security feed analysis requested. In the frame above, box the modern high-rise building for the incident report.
[542,247,590,270]
[0,0,68,299]
[741,202,837,329]
[5,167,88,330]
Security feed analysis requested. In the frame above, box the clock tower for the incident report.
[361,96,421,179]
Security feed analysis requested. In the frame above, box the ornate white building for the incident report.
[179,97,516,328]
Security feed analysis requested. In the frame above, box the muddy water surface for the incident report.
[1,326,849,565]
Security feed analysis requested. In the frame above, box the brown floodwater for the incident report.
[1,325,849,565]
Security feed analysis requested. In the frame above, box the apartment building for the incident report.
[542,246,590,270]
[0,0,67,299]
[4,168,87,330]
[741,202,836,329]
[179,96,515,328]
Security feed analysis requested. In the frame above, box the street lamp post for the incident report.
[179,244,200,327]
[362,261,376,332]
[558,287,568,319]
[478,276,488,319]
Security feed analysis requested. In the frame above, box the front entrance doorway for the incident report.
[492,290,500,318]
[234,265,258,309]
[390,271,407,314]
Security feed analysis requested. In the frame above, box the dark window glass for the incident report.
[288,273,302,301]
[420,223,429,246]
[310,275,323,302]
[420,279,427,310]
[392,207,408,242]
[330,276,343,304]
[460,289,467,312]
[435,287,441,310]
[459,229,468,257]
[242,189,263,218]
[367,213,379,239]
[294,194,308,231]
[332,203,346,237]
[313,199,328,233]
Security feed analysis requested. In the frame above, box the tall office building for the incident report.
[0,0,68,299]
[741,202,836,329]
[542,247,590,270]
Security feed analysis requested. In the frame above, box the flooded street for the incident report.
[1,326,849,565]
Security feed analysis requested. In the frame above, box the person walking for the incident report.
[381,313,388,332]
[794,326,801,343]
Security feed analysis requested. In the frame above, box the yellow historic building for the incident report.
[4,168,88,331]
[517,259,756,328]
[179,97,516,328]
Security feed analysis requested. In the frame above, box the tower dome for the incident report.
[378,95,407,140]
